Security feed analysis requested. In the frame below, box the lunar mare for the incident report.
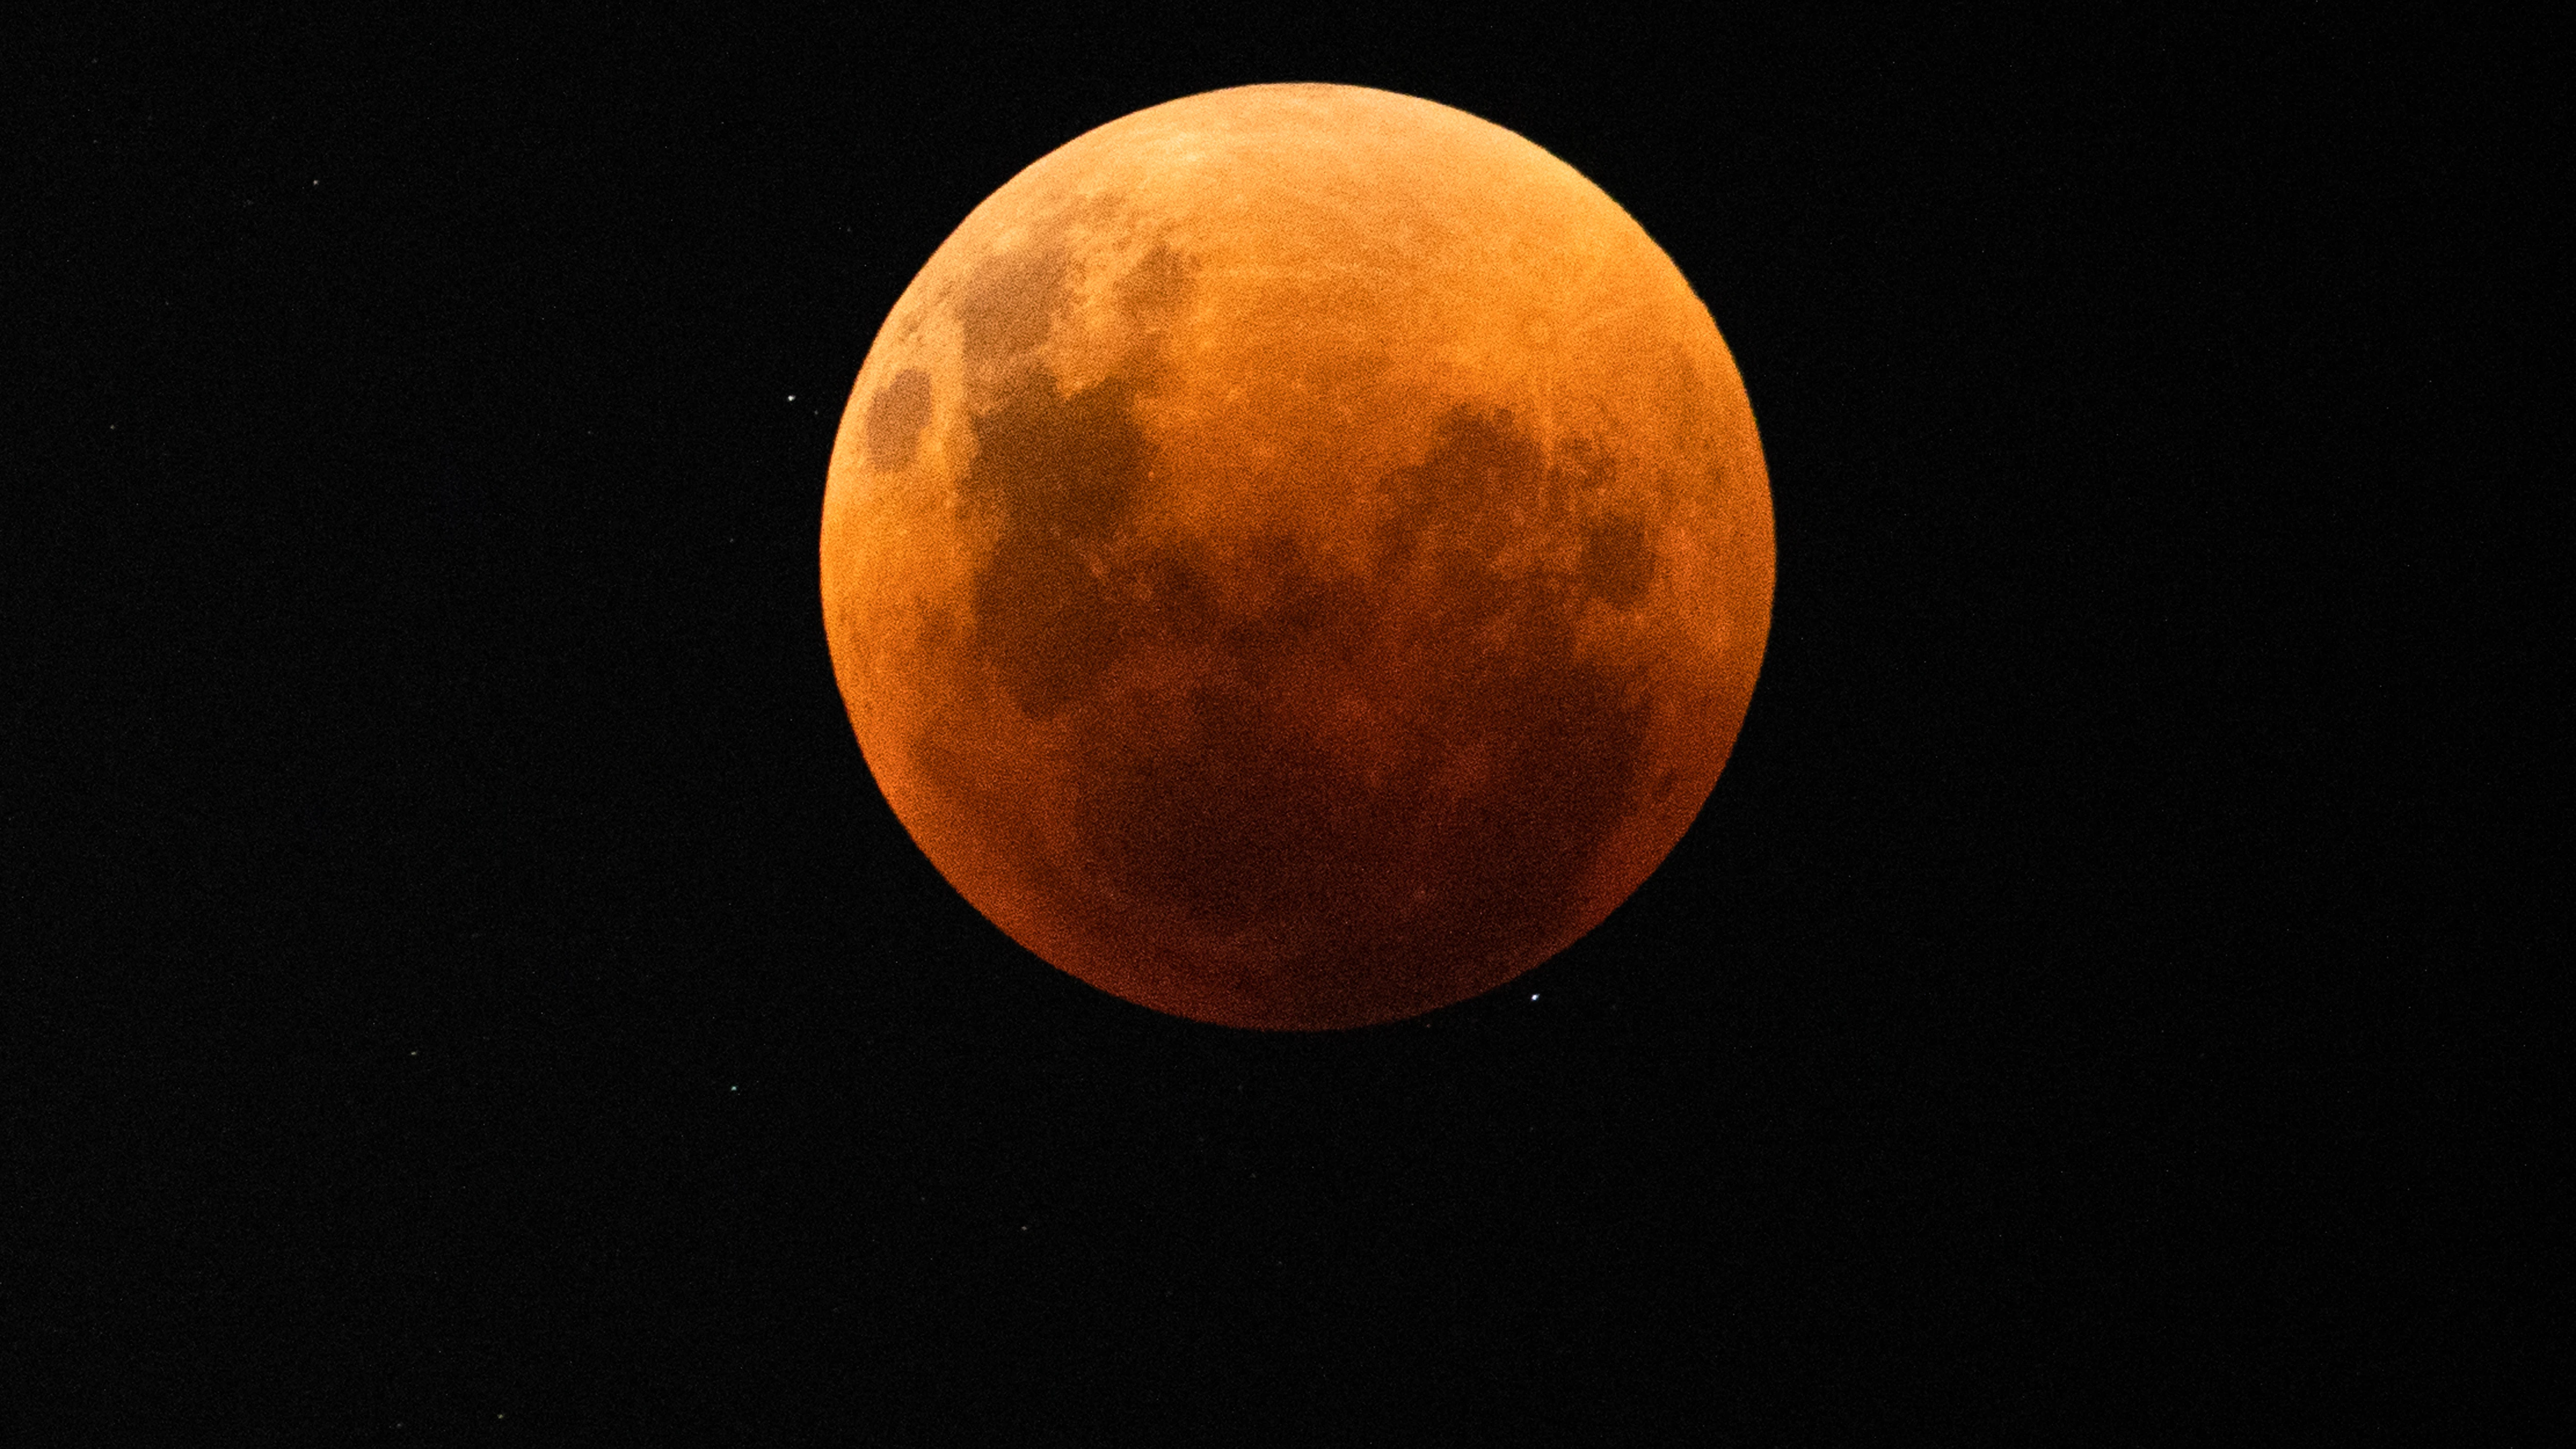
[821,84,1773,1030]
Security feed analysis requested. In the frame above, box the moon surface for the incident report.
[821,84,1773,1030]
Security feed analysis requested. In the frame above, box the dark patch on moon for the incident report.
[955,237,1070,365]
[1116,240,1193,325]
[1582,513,1654,607]
[865,367,933,471]
[1373,406,1556,587]
[957,369,1151,720]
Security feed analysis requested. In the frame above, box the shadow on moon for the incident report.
[908,349,1657,1027]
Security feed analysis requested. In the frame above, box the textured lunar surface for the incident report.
[821,85,1773,1029]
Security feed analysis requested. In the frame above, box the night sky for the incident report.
[11,10,2538,1440]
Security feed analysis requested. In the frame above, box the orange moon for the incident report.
[821,84,1773,1030]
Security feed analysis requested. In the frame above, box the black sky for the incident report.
[8,9,2542,1440]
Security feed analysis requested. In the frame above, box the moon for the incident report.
[821,84,1773,1030]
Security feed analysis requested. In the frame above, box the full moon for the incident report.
[821,84,1773,1030]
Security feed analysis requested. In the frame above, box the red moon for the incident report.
[821,84,1773,1030]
